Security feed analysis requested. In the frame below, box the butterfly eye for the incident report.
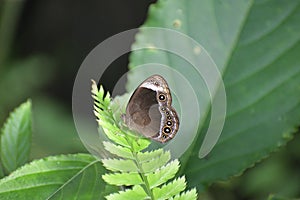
[158,94,166,101]
[163,127,171,134]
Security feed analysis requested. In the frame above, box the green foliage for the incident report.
[128,0,300,192]
[91,81,197,200]
[0,153,106,200]
[0,100,107,199]
[0,100,32,176]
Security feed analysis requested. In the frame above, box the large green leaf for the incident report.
[0,100,32,175]
[128,0,300,190]
[0,154,106,200]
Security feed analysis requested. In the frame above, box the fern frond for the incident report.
[153,177,186,199]
[102,158,138,172]
[147,159,180,189]
[137,149,164,163]
[91,81,197,200]
[102,127,130,148]
[102,172,142,186]
[103,141,134,159]
[141,151,171,173]
[106,185,148,200]
[170,189,198,200]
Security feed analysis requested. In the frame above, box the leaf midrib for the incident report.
[180,0,254,172]
[46,159,100,200]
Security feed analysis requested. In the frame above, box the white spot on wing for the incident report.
[141,82,164,92]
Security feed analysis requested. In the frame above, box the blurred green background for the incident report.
[0,1,299,200]
[0,0,153,157]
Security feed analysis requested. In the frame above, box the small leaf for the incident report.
[0,100,32,174]
[171,188,198,200]
[104,91,111,105]
[91,81,107,105]
[131,137,151,152]
[102,172,142,186]
[94,106,114,124]
[137,149,164,163]
[142,150,171,173]
[102,158,138,172]
[106,185,148,200]
[103,141,133,159]
[0,154,106,200]
[110,93,130,124]
[102,127,130,148]
[153,177,186,200]
[148,159,180,189]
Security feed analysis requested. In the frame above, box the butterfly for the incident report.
[122,75,179,143]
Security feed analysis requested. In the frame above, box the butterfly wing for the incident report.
[124,86,161,137]
[124,75,179,143]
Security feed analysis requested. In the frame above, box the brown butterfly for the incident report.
[122,75,179,143]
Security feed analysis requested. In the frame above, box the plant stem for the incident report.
[133,152,154,200]
[125,136,154,199]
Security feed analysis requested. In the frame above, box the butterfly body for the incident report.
[123,75,179,143]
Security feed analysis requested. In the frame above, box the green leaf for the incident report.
[102,127,131,148]
[131,137,151,152]
[128,0,300,190]
[141,150,171,173]
[102,158,138,172]
[170,189,198,200]
[110,94,130,125]
[137,149,164,163]
[0,154,106,200]
[106,185,148,200]
[0,100,32,174]
[153,176,186,200]
[102,172,143,186]
[103,141,134,159]
[147,159,180,189]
